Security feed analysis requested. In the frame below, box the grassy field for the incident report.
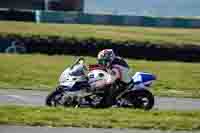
[0,54,200,98]
[1,21,200,45]
[0,105,199,130]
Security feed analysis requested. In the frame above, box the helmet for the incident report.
[97,49,116,67]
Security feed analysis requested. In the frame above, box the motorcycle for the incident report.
[45,57,156,110]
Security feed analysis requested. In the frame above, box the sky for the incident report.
[84,0,200,17]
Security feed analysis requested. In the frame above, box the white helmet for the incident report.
[97,49,116,67]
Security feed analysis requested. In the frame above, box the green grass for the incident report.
[0,105,199,130]
[0,54,200,98]
[1,21,200,45]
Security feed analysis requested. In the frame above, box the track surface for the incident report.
[0,89,200,133]
[0,89,200,110]
[0,126,199,133]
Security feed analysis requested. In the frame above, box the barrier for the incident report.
[1,34,200,62]
[0,9,35,21]
[1,9,200,28]
[0,38,26,53]
[35,11,200,28]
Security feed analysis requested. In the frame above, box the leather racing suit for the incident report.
[102,56,133,107]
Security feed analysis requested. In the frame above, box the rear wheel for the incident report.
[126,90,154,110]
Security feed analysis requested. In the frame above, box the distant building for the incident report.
[0,0,84,12]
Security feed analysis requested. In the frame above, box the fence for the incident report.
[36,11,200,28]
[1,9,200,28]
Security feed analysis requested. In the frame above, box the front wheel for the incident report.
[126,90,154,110]
[45,89,64,107]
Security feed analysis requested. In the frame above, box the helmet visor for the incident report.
[98,59,107,66]
[98,58,111,66]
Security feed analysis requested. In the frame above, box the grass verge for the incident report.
[0,54,200,98]
[1,21,200,45]
[0,105,199,131]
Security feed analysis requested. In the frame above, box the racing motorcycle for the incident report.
[45,57,156,110]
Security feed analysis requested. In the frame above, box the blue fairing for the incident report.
[141,73,156,82]
[64,86,82,92]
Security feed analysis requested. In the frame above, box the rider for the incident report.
[97,49,133,106]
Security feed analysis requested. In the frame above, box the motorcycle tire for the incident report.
[126,89,154,110]
[45,89,63,107]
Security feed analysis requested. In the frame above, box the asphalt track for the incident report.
[0,126,200,133]
[0,89,200,133]
[0,89,200,110]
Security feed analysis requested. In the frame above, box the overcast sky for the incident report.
[84,0,200,17]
